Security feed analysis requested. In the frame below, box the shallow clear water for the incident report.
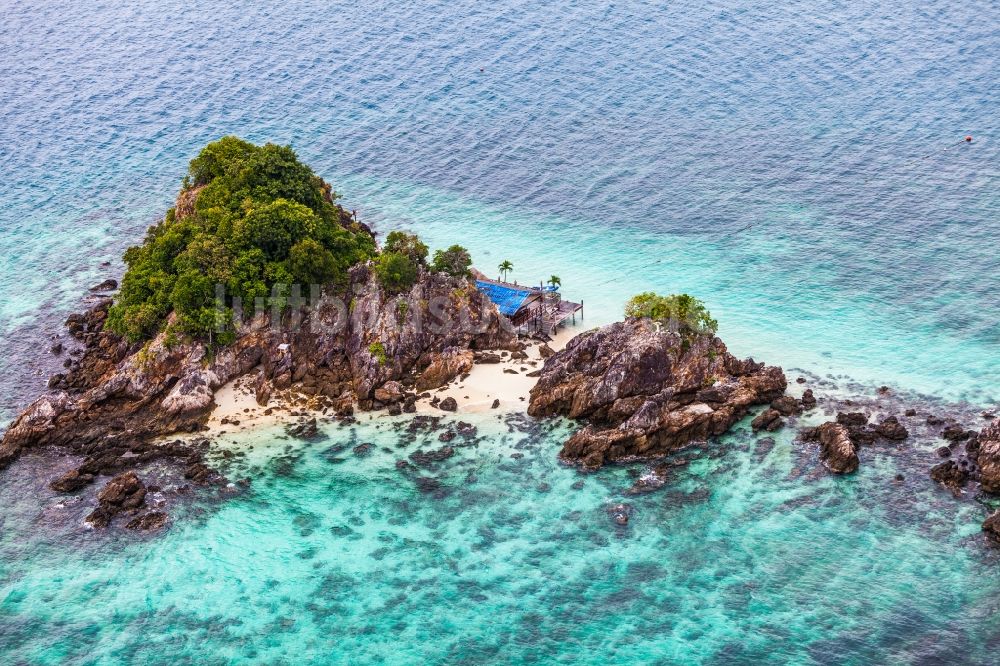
[1,0,999,663]
[3,414,999,664]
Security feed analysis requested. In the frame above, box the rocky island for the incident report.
[0,138,520,527]
[527,315,787,469]
[2,137,998,543]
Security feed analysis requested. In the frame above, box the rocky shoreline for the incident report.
[527,317,788,469]
[2,277,999,543]
[0,261,520,528]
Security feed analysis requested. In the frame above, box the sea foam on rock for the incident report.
[527,318,787,470]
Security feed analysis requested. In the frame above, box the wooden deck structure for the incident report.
[473,273,582,338]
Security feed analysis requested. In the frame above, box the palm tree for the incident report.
[547,275,561,289]
[498,260,514,282]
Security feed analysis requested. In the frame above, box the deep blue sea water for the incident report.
[1,0,999,663]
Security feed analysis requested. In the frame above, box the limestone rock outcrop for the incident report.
[0,265,515,473]
[527,318,787,470]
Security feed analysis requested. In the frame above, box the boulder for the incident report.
[835,411,877,445]
[85,471,146,528]
[837,412,868,429]
[416,348,474,391]
[802,422,858,474]
[942,424,973,442]
[800,389,817,410]
[983,510,1000,543]
[607,503,634,526]
[254,371,272,406]
[930,460,968,488]
[528,318,786,470]
[183,462,214,483]
[751,409,783,432]
[49,468,95,493]
[976,421,1000,494]
[89,278,119,293]
[475,352,503,364]
[374,380,404,404]
[770,395,802,417]
[875,416,909,441]
[438,397,458,412]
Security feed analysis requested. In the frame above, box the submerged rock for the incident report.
[607,503,634,526]
[409,446,455,466]
[125,511,168,531]
[528,318,786,470]
[624,461,686,495]
[287,418,320,440]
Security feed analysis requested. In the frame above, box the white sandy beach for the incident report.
[202,324,582,437]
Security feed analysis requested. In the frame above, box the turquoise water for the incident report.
[3,414,999,664]
[1,0,999,662]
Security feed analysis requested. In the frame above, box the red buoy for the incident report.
[965,135,973,142]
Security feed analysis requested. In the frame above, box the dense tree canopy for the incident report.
[383,231,428,265]
[624,292,718,336]
[375,235,472,293]
[432,245,473,278]
[107,137,376,344]
[374,252,420,294]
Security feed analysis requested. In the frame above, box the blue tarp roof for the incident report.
[475,281,532,316]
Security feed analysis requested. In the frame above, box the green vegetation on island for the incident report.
[624,292,718,336]
[107,137,472,345]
